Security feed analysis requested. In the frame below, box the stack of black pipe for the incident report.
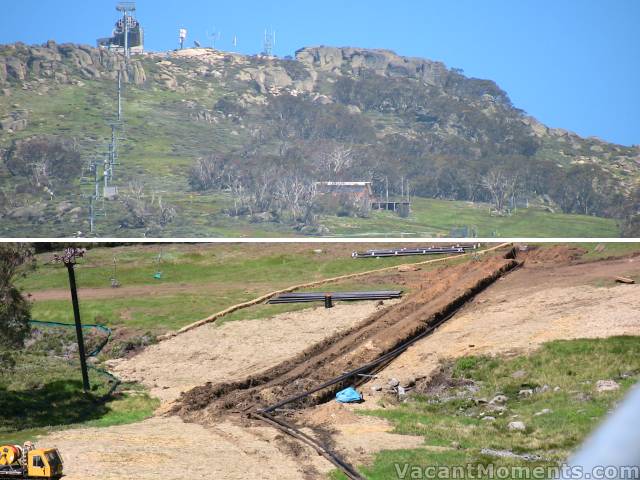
[268,291,402,304]
[351,243,479,259]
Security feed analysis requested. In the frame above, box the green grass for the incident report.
[31,291,253,332]
[576,242,640,261]
[22,244,440,291]
[322,198,619,238]
[341,337,640,480]
[22,243,455,334]
[0,352,158,444]
[24,242,637,336]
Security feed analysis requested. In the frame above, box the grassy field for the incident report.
[0,352,158,444]
[22,243,463,335]
[336,336,640,479]
[22,242,639,336]
[322,198,619,238]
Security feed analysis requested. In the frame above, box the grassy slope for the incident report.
[22,243,448,334]
[0,68,622,238]
[322,198,618,238]
[340,337,640,479]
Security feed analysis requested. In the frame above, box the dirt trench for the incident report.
[175,251,519,423]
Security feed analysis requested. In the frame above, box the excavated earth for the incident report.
[38,244,640,479]
[175,251,519,422]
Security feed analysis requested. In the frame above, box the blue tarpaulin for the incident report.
[336,387,363,403]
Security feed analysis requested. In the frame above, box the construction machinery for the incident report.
[0,442,63,479]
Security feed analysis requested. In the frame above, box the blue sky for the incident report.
[2,0,639,146]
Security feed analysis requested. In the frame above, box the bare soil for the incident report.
[108,301,395,404]
[39,300,417,480]
[174,254,519,421]
[41,417,331,480]
[348,247,640,400]
[38,245,640,479]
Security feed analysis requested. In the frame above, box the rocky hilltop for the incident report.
[0,41,638,237]
[0,41,146,86]
[297,46,450,84]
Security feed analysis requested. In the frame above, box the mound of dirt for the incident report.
[521,245,587,264]
[175,252,519,421]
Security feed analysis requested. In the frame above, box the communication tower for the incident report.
[263,28,276,56]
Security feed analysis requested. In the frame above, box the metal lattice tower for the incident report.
[116,2,137,60]
[263,28,276,56]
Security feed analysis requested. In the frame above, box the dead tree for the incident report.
[481,168,519,214]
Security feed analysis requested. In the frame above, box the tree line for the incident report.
[189,89,637,234]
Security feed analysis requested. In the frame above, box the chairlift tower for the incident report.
[117,69,123,121]
[116,2,137,60]
[81,159,105,234]
[102,121,124,200]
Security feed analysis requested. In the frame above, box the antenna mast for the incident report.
[263,28,276,56]
[207,28,221,49]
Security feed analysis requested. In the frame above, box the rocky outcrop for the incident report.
[4,57,27,81]
[0,111,28,132]
[0,41,147,85]
[295,46,449,86]
[241,66,293,94]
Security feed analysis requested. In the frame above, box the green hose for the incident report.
[29,320,121,399]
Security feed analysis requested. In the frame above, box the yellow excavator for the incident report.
[0,442,63,479]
